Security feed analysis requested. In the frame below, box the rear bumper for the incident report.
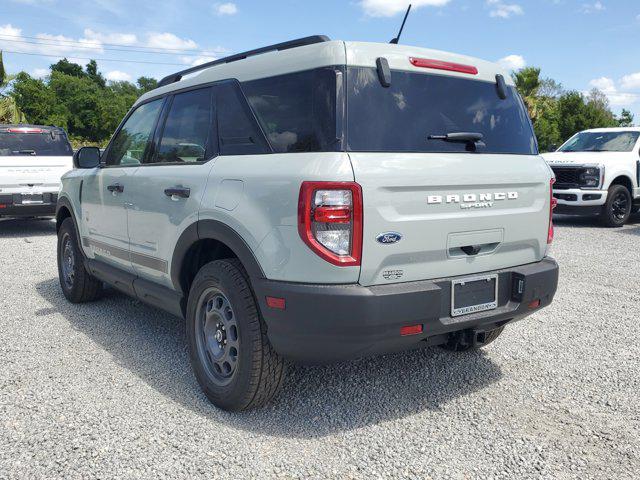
[255,257,559,364]
[0,193,58,217]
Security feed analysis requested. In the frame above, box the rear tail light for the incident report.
[548,178,557,244]
[409,57,478,75]
[298,181,363,266]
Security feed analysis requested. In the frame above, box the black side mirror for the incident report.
[548,144,558,152]
[73,146,101,169]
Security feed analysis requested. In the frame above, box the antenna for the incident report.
[390,4,412,44]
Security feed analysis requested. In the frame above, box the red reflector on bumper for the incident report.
[266,296,286,310]
[400,324,423,336]
[528,299,541,309]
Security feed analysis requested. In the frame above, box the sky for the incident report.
[1,0,639,119]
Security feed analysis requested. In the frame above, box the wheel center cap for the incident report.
[215,330,224,343]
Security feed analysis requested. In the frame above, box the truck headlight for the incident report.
[579,167,601,188]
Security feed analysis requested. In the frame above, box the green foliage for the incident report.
[8,58,157,146]
[513,66,622,152]
[617,109,635,127]
[0,50,27,123]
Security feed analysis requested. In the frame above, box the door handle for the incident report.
[164,187,191,199]
[107,184,124,193]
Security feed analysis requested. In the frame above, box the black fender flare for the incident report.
[170,220,265,295]
[55,195,75,229]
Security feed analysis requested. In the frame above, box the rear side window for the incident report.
[346,67,537,155]
[153,88,213,164]
[0,128,72,157]
[216,81,270,156]
[242,69,338,153]
[105,99,163,166]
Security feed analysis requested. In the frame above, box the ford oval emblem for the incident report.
[376,232,403,245]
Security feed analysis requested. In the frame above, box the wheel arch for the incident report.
[55,196,74,233]
[609,174,634,195]
[171,220,265,297]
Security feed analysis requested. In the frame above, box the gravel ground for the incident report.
[0,215,639,479]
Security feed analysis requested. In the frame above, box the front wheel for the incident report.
[186,259,285,411]
[57,218,102,303]
[600,185,632,227]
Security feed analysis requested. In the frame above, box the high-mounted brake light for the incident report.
[6,127,44,134]
[410,57,478,75]
[298,181,363,266]
[548,178,557,244]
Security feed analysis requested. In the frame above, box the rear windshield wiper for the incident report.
[428,132,484,143]
[428,132,485,152]
[11,149,37,156]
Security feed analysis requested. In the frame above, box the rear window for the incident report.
[346,68,537,155]
[0,129,73,156]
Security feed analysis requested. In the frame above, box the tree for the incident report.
[50,58,86,78]
[137,76,158,93]
[9,58,160,146]
[0,51,27,123]
[512,66,622,151]
[617,109,635,127]
[85,60,106,88]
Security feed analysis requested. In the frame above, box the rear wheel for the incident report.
[440,326,505,352]
[186,259,285,411]
[57,218,102,303]
[600,185,632,227]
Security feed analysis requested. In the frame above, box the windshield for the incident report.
[346,68,537,155]
[0,129,73,156]
[558,131,640,153]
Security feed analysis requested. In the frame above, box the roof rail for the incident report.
[157,35,331,88]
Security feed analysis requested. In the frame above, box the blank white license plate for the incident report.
[451,274,498,317]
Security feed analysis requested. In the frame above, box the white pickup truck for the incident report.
[0,125,74,218]
[544,127,640,227]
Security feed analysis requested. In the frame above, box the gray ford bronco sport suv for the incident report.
[56,36,559,411]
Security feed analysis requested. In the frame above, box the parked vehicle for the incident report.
[544,128,640,227]
[0,125,73,218]
[55,36,559,411]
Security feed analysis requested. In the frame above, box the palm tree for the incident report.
[512,67,542,121]
[0,51,27,123]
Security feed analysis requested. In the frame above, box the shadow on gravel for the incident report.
[36,277,503,438]
[0,218,56,238]
[553,212,640,229]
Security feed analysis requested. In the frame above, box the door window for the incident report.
[153,88,213,164]
[104,99,163,166]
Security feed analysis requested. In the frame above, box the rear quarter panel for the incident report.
[199,152,359,283]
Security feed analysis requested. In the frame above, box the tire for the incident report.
[440,326,505,352]
[57,218,102,303]
[600,185,632,227]
[186,259,285,411]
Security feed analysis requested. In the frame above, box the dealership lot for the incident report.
[0,217,638,479]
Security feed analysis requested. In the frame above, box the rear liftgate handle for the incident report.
[461,245,482,256]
